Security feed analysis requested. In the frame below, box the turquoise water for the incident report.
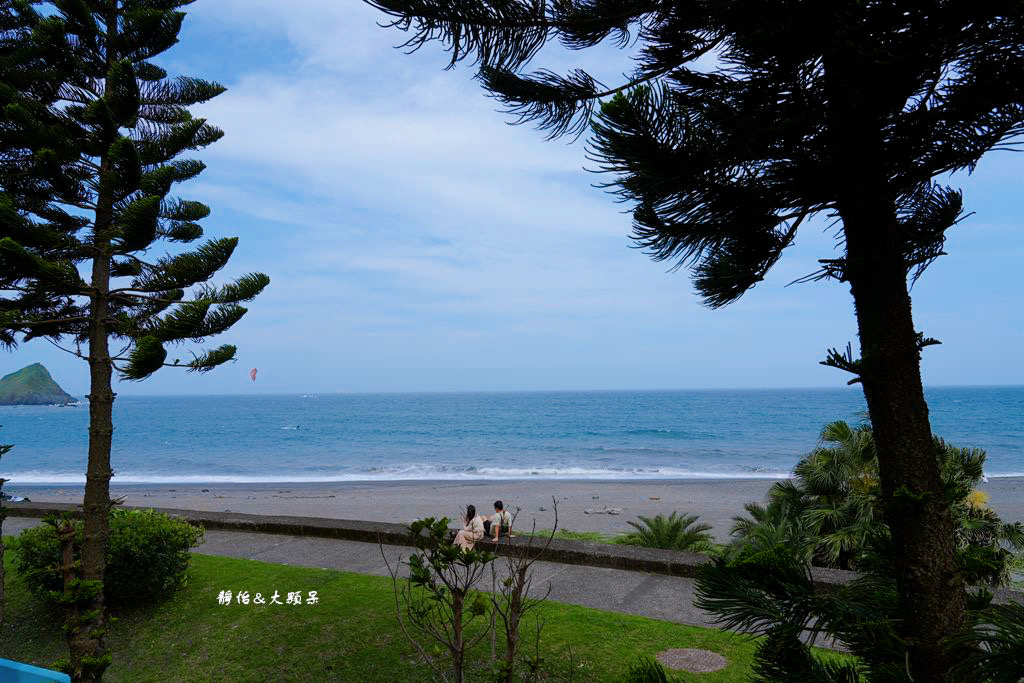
[0,386,1021,484]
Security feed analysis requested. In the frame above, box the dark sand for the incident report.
[9,477,1024,542]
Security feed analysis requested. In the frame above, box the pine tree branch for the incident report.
[109,291,183,305]
[5,315,90,327]
[44,337,85,358]
[367,0,658,69]
[484,35,721,139]
[58,199,98,212]
[593,62,676,100]
[369,0,646,35]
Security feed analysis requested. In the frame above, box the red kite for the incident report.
[250,368,258,382]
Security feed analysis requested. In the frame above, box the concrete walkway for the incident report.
[3,516,720,629]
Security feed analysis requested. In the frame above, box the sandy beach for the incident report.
[8,477,1024,543]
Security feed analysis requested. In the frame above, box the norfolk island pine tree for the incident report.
[0,436,9,626]
[363,1,1024,679]
[0,2,269,680]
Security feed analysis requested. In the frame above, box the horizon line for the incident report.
[22,382,1024,400]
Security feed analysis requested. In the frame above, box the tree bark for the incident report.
[452,591,464,683]
[842,206,965,681]
[65,5,119,679]
[824,10,965,679]
[0,483,5,627]
[68,192,114,683]
[502,565,526,683]
[72,245,113,681]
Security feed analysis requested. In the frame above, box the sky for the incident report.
[4,1,1023,396]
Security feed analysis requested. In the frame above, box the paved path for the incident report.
[3,517,718,629]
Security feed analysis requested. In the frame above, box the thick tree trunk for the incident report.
[823,11,966,678]
[843,213,965,681]
[832,123,965,682]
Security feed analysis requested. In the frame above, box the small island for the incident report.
[0,363,76,405]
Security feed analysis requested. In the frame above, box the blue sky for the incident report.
[5,1,1023,396]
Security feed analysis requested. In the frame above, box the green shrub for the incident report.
[622,657,670,682]
[948,600,1024,682]
[619,511,714,553]
[10,508,204,605]
[730,420,1024,583]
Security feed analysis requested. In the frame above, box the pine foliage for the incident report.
[0,3,267,679]
[0,1,268,378]
[367,0,1024,306]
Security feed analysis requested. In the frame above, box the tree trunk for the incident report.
[842,212,965,681]
[831,118,965,683]
[65,202,115,682]
[823,12,965,678]
[71,270,113,682]
[502,565,526,683]
[66,5,119,677]
[0,484,5,627]
[451,591,464,683]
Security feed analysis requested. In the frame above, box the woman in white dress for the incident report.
[454,504,484,551]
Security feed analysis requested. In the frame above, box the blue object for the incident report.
[0,658,71,683]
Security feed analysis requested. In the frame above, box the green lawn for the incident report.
[0,546,767,682]
[520,529,730,558]
[520,528,625,543]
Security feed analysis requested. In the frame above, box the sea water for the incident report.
[0,386,1021,484]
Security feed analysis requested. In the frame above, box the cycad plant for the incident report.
[696,534,899,682]
[702,421,1024,680]
[620,511,714,553]
[729,499,816,564]
[948,600,1024,683]
[0,2,267,680]
[699,526,1024,682]
[731,421,1024,581]
[622,657,670,683]
[732,421,880,570]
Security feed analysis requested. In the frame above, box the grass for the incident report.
[520,529,731,558]
[0,545,767,682]
[520,528,625,543]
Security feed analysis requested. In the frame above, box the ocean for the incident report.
[1,386,1022,484]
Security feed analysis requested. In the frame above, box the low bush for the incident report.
[730,420,1024,583]
[622,657,670,682]
[10,508,204,605]
[619,511,714,553]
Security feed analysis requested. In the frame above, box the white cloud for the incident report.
[52,0,1013,394]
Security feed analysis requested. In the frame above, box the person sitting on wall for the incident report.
[454,504,485,551]
[483,500,512,541]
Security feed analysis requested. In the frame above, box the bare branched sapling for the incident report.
[489,498,559,683]
[381,517,495,683]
